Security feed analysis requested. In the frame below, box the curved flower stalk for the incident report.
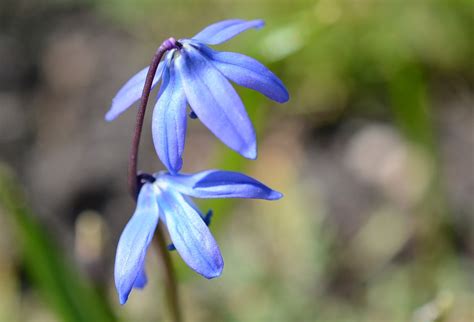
[114,169,282,304]
[106,19,289,174]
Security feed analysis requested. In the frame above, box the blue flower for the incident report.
[106,19,289,174]
[114,169,282,304]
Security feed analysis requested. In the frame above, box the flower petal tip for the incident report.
[269,190,283,200]
[242,143,257,160]
[206,271,222,279]
[202,265,224,279]
[118,291,130,305]
[279,91,290,103]
[104,111,115,122]
[254,19,265,29]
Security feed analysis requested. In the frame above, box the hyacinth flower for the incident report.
[105,19,289,174]
[114,169,282,304]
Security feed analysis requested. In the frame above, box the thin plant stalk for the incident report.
[128,38,183,322]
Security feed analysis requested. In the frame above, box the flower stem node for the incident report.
[160,37,182,52]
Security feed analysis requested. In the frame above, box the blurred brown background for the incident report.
[0,0,473,321]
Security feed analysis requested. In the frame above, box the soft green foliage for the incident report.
[1,0,473,321]
[0,165,118,322]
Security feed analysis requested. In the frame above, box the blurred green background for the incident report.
[0,0,473,321]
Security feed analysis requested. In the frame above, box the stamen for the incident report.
[189,110,198,119]
[137,172,156,184]
[203,209,213,226]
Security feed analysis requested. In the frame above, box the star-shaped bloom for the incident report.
[114,169,282,304]
[106,19,289,174]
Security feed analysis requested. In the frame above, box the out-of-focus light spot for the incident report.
[260,24,306,62]
[74,210,104,264]
[314,0,341,25]
[345,124,433,207]
[350,208,411,273]
[412,291,454,322]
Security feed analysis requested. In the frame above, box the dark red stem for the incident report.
[126,37,183,322]
[128,38,178,199]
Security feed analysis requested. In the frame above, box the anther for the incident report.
[137,172,156,184]
[203,209,213,226]
[189,110,198,119]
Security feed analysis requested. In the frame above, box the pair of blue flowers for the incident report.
[107,19,288,304]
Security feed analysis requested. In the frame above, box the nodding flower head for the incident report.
[114,169,282,304]
[106,19,289,175]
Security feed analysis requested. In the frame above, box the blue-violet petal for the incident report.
[176,45,256,159]
[106,55,169,121]
[133,266,147,289]
[114,183,159,305]
[161,170,283,200]
[152,58,188,174]
[191,19,264,45]
[198,45,289,103]
[159,189,223,279]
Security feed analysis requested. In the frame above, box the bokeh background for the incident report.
[0,0,473,321]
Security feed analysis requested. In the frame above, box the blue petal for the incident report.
[198,44,289,103]
[158,189,223,279]
[152,58,188,174]
[166,201,213,252]
[160,170,283,200]
[182,197,213,226]
[105,54,170,122]
[176,45,256,159]
[132,265,147,289]
[114,183,159,305]
[191,19,264,45]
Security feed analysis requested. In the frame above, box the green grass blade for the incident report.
[0,164,118,322]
